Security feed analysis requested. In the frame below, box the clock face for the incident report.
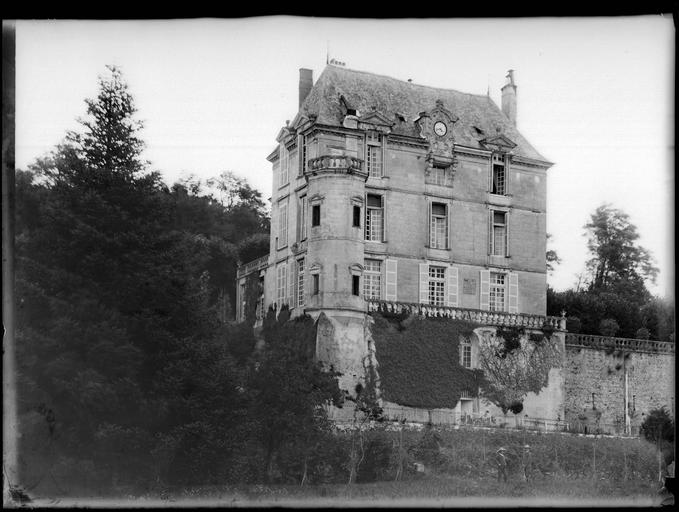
[434,121,447,137]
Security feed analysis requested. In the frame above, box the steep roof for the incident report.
[299,65,549,163]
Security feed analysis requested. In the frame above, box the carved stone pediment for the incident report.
[358,110,394,132]
[479,134,517,152]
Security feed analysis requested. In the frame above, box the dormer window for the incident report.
[491,153,507,195]
[366,131,383,178]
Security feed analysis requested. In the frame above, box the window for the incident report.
[363,259,382,299]
[352,275,360,296]
[428,266,446,306]
[301,136,307,175]
[491,211,507,256]
[312,204,321,226]
[276,264,287,307]
[298,195,307,241]
[353,205,361,228]
[365,194,384,241]
[366,131,383,177]
[427,164,452,186]
[460,337,472,368]
[489,272,506,311]
[278,201,288,248]
[430,202,448,249]
[297,258,305,307]
[280,146,289,186]
[491,154,506,195]
[312,274,319,295]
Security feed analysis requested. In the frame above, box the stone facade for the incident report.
[235,64,674,429]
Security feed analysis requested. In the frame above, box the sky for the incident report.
[13,16,675,299]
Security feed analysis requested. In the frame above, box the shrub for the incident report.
[566,316,582,334]
[635,327,651,340]
[599,318,620,337]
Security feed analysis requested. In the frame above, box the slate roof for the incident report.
[298,65,550,164]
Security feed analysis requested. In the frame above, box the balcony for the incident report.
[366,299,566,331]
[565,333,675,354]
[236,254,269,278]
[305,154,367,178]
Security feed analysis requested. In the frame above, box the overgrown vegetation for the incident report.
[370,314,484,409]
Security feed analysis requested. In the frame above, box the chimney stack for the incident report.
[501,69,517,126]
[299,68,313,109]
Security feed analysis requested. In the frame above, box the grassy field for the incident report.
[18,426,671,507]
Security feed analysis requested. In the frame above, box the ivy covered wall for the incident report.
[370,312,566,420]
[370,313,485,409]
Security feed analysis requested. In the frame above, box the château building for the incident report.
[238,64,551,324]
[235,63,675,432]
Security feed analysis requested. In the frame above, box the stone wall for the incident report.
[564,344,675,430]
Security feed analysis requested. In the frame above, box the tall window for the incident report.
[428,266,446,306]
[363,259,382,299]
[278,201,288,248]
[427,164,452,186]
[491,153,506,195]
[352,275,360,296]
[301,136,307,175]
[365,194,384,241]
[280,146,289,186]
[276,264,287,307]
[489,272,506,312]
[352,205,361,228]
[366,131,383,177]
[297,258,305,307]
[460,337,472,368]
[430,202,448,249]
[298,195,307,241]
[312,204,320,226]
[491,210,507,256]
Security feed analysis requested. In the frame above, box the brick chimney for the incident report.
[299,68,313,108]
[501,69,517,126]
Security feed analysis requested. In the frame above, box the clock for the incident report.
[434,121,447,137]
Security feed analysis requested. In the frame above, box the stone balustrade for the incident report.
[236,254,269,278]
[366,299,566,331]
[565,333,675,354]
[306,154,365,174]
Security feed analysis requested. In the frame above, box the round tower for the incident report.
[303,154,372,396]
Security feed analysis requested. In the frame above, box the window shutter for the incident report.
[446,265,459,307]
[419,263,429,304]
[479,270,490,310]
[385,259,398,301]
[427,200,432,247]
[288,260,294,306]
[508,272,519,313]
[505,210,510,257]
[488,209,493,255]
[381,194,386,242]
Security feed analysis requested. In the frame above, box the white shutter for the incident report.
[385,259,398,301]
[419,263,429,304]
[508,272,519,313]
[488,209,493,255]
[479,270,490,310]
[288,260,294,307]
[427,200,432,247]
[446,265,459,307]
[505,210,510,258]
[381,194,386,242]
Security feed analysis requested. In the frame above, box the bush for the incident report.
[566,316,582,334]
[599,318,620,337]
[640,407,674,444]
[635,327,650,340]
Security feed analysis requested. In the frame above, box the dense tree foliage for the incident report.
[14,66,339,495]
[548,204,673,341]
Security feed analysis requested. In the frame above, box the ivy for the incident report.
[495,326,524,358]
[370,313,485,409]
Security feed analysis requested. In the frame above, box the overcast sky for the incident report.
[14,16,675,299]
